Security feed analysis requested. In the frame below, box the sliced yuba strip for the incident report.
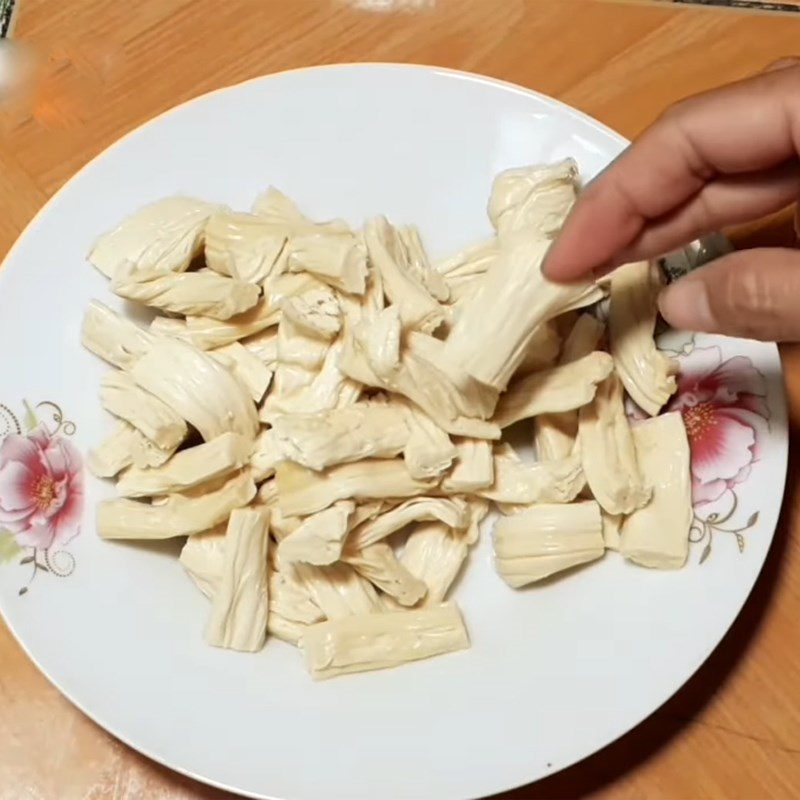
[444,273,482,306]
[116,432,252,497]
[488,159,579,241]
[271,402,409,471]
[266,507,299,538]
[267,613,306,646]
[81,300,155,369]
[152,298,282,350]
[516,321,562,375]
[534,314,605,460]
[257,477,280,508]
[493,501,604,587]
[241,327,278,368]
[578,374,651,515]
[478,445,584,505]
[402,403,457,480]
[533,416,577,464]
[287,231,368,295]
[99,371,187,450]
[602,511,623,551]
[276,459,436,517]
[282,284,341,341]
[261,362,314,411]
[205,210,286,283]
[87,422,137,478]
[112,268,260,321]
[128,426,178,468]
[88,196,218,279]
[97,471,256,539]
[493,352,614,429]
[463,498,490,545]
[279,501,355,565]
[300,604,469,680]
[340,331,500,436]
[263,340,360,418]
[210,342,272,402]
[131,338,259,443]
[270,570,324,625]
[343,542,428,606]
[620,412,692,568]
[408,333,499,421]
[270,310,329,384]
[185,299,282,349]
[435,237,497,279]
[609,260,678,416]
[364,216,445,333]
[347,500,385,530]
[206,508,270,652]
[249,428,282,482]
[347,496,470,550]
[180,525,227,597]
[443,235,603,391]
[251,186,350,234]
[289,560,382,619]
[398,225,449,302]
[401,521,468,605]
[441,438,494,493]
[357,305,401,378]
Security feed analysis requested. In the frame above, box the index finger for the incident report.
[544,65,800,281]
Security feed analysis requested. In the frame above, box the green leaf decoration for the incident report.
[746,511,759,529]
[699,542,712,565]
[0,530,21,564]
[18,586,27,596]
[22,400,37,432]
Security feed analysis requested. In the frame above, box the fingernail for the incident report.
[658,277,716,332]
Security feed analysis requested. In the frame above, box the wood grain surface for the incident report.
[2,1,800,798]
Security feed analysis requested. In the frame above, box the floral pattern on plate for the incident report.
[0,401,82,594]
[656,333,767,563]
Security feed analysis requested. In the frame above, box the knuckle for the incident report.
[717,268,776,338]
[768,60,800,92]
[658,94,699,126]
[655,101,713,182]
[656,101,683,128]
[764,56,800,72]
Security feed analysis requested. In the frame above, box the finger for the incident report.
[658,247,800,341]
[544,65,800,281]
[611,162,800,267]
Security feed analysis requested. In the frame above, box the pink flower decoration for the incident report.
[0,426,84,550]
[665,346,769,506]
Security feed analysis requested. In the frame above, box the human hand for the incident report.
[543,60,800,342]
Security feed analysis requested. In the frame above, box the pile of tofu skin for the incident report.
[82,159,690,680]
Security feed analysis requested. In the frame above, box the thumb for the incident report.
[658,247,800,342]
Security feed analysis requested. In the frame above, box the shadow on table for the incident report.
[495,349,800,800]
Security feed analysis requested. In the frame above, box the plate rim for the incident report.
[0,62,789,800]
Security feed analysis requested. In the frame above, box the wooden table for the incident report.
[2,1,800,797]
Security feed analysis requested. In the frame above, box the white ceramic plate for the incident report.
[0,65,787,800]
